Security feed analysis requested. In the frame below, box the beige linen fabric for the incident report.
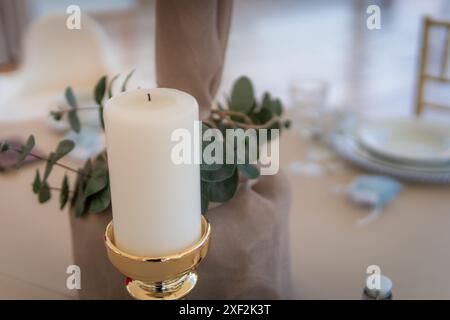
[190,173,292,299]
[155,0,233,119]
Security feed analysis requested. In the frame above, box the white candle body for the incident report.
[104,88,201,257]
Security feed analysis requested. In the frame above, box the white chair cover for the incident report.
[19,12,110,94]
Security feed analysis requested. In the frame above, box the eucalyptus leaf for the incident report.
[252,106,273,125]
[284,119,292,129]
[84,173,108,198]
[71,172,83,207]
[43,153,56,181]
[82,159,93,176]
[38,181,51,203]
[201,181,209,215]
[261,92,271,111]
[54,140,75,161]
[230,76,254,114]
[201,164,236,183]
[50,111,63,121]
[65,87,77,108]
[60,174,69,210]
[17,135,35,167]
[99,106,105,130]
[0,141,9,152]
[32,170,41,194]
[121,69,135,92]
[237,164,260,180]
[200,162,223,171]
[88,184,111,213]
[68,110,81,133]
[271,98,283,116]
[83,155,108,197]
[206,168,239,203]
[74,180,87,217]
[94,75,107,105]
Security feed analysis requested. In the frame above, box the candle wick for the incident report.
[147,93,151,102]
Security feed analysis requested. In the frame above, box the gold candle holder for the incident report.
[104,216,211,300]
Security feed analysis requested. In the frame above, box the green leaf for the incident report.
[284,119,292,129]
[261,92,272,111]
[32,170,41,194]
[71,172,82,207]
[200,162,223,171]
[73,179,87,217]
[87,184,111,213]
[121,69,135,92]
[237,164,260,180]
[50,111,63,121]
[54,140,75,161]
[230,76,255,114]
[65,87,77,109]
[206,168,239,203]
[99,106,105,130]
[0,141,9,152]
[82,159,93,176]
[68,110,81,133]
[83,155,108,197]
[201,182,209,215]
[94,75,107,105]
[84,173,108,198]
[252,106,273,125]
[201,164,236,182]
[271,98,283,116]
[60,174,69,210]
[43,153,56,181]
[108,73,120,98]
[17,135,35,167]
[38,181,51,203]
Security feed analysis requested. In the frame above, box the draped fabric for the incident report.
[155,0,233,119]
[0,0,29,66]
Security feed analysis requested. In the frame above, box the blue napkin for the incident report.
[348,175,402,226]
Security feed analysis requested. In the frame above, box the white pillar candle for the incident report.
[104,88,201,257]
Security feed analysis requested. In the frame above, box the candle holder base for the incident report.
[126,272,197,300]
[105,216,210,300]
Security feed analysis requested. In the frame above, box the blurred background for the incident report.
[1,0,450,299]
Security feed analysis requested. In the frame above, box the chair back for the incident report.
[415,17,450,115]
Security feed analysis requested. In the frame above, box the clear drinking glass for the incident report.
[289,79,328,140]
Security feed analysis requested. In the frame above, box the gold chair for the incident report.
[415,17,450,115]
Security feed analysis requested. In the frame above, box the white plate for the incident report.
[357,118,450,165]
[332,134,450,184]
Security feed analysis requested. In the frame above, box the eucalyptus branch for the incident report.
[11,147,87,177]
[211,109,253,124]
[202,120,218,129]
[230,116,282,129]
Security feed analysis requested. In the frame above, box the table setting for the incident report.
[1,0,450,301]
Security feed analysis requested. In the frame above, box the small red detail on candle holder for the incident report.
[125,277,133,285]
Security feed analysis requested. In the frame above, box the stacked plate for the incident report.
[332,117,450,183]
